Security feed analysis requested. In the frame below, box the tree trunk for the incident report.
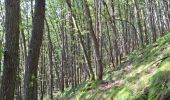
[0,0,20,99]
[45,18,53,100]
[66,0,95,81]
[23,0,45,100]
[134,0,144,47]
[83,0,103,80]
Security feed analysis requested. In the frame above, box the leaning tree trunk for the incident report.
[45,18,54,100]
[23,0,45,100]
[66,0,95,81]
[134,0,144,47]
[83,0,103,80]
[0,0,20,99]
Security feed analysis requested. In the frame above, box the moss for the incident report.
[114,87,133,100]
[148,71,170,100]
[56,33,170,100]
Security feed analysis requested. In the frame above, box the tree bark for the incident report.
[66,0,95,81]
[134,0,144,47]
[83,0,103,80]
[23,0,45,99]
[45,18,53,100]
[0,0,20,99]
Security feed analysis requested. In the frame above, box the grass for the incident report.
[54,32,170,100]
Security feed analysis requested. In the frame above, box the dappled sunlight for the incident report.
[159,58,170,71]
[103,33,170,99]
[0,0,169,99]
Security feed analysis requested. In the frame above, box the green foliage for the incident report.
[106,33,170,100]
[81,81,97,91]
[54,81,89,99]
[56,33,170,100]
[114,88,133,100]
[148,71,170,99]
[76,80,98,99]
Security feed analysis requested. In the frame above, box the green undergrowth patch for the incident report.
[106,33,170,100]
[54,81,88,99]
[147,71,170,99]
[54,80,100,99]
[55,32,170,100]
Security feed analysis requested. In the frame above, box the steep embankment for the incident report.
[55,33,170,100]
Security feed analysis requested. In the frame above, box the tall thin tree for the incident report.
[83,0,103,80]
[23,0,45,99]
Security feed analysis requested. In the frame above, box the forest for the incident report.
[0,0,170,100]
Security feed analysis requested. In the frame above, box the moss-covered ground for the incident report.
[54,33,170,100]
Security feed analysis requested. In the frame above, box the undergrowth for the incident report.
[54,32,170,100]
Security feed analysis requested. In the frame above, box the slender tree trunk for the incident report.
[66,0,95,80]
[61,19,65,92]
[40,46,45,100]
[23,0,45,99]
[134,0,144,47]
[45,18,53,100]
[83,0,103,80]
[147,0,157,42]
[21,29,27,65]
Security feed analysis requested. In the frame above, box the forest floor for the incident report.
[54,32,170,100]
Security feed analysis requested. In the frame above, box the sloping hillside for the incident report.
[55,33,170,100]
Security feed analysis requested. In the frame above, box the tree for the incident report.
[83,0,103,80]
[133,0,144,47]
[66,0,95,81]
[23,0,45,99]
[0,0,20,99]
[0,0,169,99]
